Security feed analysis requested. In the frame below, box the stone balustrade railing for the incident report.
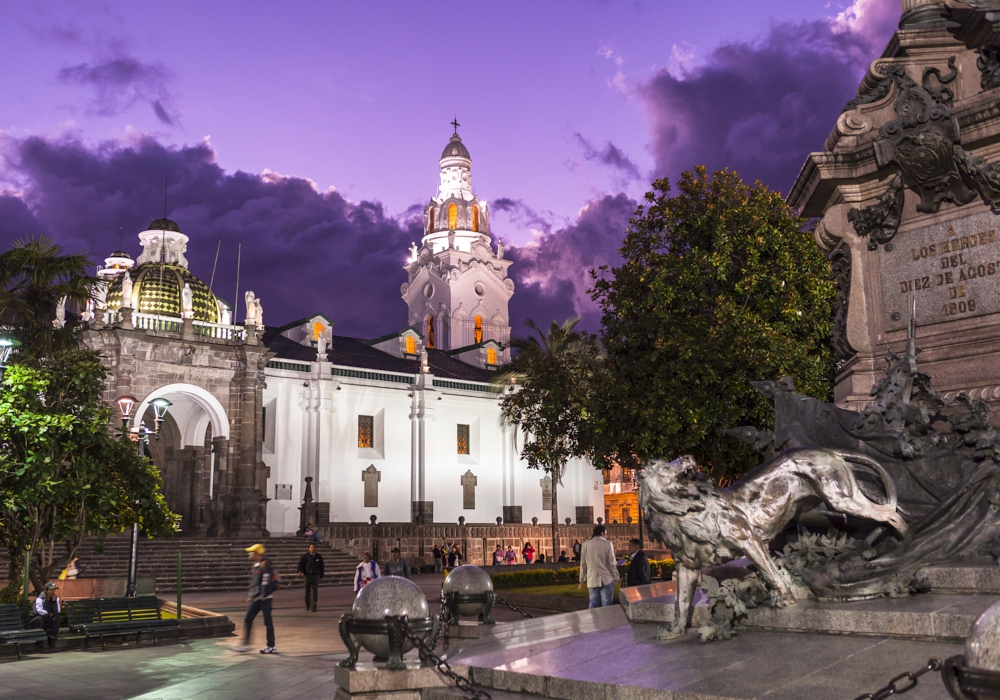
[97,310,247,342]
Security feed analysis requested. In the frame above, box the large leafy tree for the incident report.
[0,350,180,594]
[0,235,96,359]
[589,167,836,481]
[495,318,603,556]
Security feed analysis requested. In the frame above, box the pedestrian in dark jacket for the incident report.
[432,544,443,573]
[236,544,280,654]
[384,547,411,578]
[297,543,325,612]
[625,538,651,587]
[447,546,462,567]
[27,583,61,647]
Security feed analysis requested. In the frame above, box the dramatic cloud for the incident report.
[503,193,636,334]
[0,133,418,336]
[573,133,642,186]
[639,0,898,194]
[58,54,178,125]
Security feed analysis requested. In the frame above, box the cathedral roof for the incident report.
[105,263,220,322]
[441,134,470,160]
[147,218,182,232]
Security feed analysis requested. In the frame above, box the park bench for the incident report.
[64,596,178,651]
[0,603,48,659]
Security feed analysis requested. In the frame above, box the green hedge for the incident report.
[490,567,580,589]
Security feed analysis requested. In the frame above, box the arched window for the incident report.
[427,317,435,349]
[486,347,497,365]
[428,207,435,233]
[474,315,483,344]
[313,322,324,340]
[405,336,416,355]
[472,206,479,232]
[448,203,458,230]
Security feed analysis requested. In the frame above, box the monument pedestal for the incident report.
[334,661,470,700]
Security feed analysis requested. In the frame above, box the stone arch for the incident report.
[135,383,230,448]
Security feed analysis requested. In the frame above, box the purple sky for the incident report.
[0,0,898,337]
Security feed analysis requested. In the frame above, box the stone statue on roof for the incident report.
[244,291,257,326]
[181,283,194,319]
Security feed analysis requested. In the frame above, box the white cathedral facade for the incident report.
[85,128,603,537]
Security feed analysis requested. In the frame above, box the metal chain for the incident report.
[493,595,537,619]
[853,658,942,700]
[401,618,490,700]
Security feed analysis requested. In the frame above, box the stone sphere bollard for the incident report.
[938,598,1000,698]
[966,599,1000,671]
[338,576,437,670]
[441,565,496,625]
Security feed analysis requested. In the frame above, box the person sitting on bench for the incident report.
[28,583,61,647]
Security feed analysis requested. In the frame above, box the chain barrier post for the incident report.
[400,616,491,700]
[853,658,943,700]
[493,595,538,619]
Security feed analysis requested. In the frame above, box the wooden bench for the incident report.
[0,604,48,659]
[64,596,178,650]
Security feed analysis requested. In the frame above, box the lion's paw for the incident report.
[654,624,686,641]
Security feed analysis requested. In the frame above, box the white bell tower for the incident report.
[401,123,513,364]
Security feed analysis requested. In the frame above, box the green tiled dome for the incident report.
[106,264,219,323]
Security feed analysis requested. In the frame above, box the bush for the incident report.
[491,567,580,589]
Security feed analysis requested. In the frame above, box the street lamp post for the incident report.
[0,337,21,382]
[115,395,171,597]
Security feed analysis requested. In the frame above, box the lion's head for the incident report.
[639,455,715,516]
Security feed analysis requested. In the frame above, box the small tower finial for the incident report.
[451,117,460,135]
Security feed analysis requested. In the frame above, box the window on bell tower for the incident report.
[405,336,416,355]
[472,206,479,232]
[428,207,435,233]
[448,203,457,230]
[427,317,435,349]
[474,316,483,344]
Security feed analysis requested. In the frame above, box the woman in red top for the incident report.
[522,542,535,564]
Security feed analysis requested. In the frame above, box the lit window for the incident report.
[428,207,435,233]
[427,317,435,349]
[457,424,470,455]
[472,206,479,232]
[405,336,416,355]
[358,415,374,449]
[486,347,497,365]
[313,322,323,340]
[474,316,483,344]
[622,508,631,523]
[448,203,457,230]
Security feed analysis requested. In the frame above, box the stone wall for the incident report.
[318,521,640,567]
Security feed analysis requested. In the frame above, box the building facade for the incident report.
[83,129,604,536]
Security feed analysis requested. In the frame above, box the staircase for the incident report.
[1,537,358,592]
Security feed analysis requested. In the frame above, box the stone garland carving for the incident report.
[847,172,905,250]
[954,145,1000,213]
[828,246,856,360]
[977,45,1000,90]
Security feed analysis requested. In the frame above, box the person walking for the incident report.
[297,543,325,612]
[236,544,280,654]
[625,538,651,588]
[447,545,462,568]
[354,551,380,592]
[579,525,619,608]
[521,541,535,564]
[572,540,582,562]
[505,546,517,565]
[492,545,504,566]
[27,583,61,647]
[432,544,443,573]
[383,548,411,578]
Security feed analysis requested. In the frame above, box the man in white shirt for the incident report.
[579,525,620,608]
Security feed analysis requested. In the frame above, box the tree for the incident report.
[0,235,96,359]
[589,167,836,482]
[494,318,603,557]
[0,350,180,595]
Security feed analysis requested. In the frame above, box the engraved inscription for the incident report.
[879,212,1000,330]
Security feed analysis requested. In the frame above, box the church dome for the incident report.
[105,263,220,323]
[441,135,470,160]
[147,218,182,232]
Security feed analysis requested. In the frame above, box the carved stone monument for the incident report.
[788,1,1000,413]
[460,470,477,509]
[540,475,552,510]
[362,465,380,508]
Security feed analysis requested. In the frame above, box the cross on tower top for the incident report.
[451,117,460,134]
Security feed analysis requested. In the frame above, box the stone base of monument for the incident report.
[447,621,495,639]
[333,661,471,700]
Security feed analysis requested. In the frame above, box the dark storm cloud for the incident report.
[639,0,898,193]
[58,54,178,125]
[504,193,636,335]
[0,133,418,336]
[573,133,641,183]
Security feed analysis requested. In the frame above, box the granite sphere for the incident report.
[351,576,431,657]
[967,598,1000,671]
[442,565,494,617]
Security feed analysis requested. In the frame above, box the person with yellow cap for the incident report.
[234,543,280,654]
